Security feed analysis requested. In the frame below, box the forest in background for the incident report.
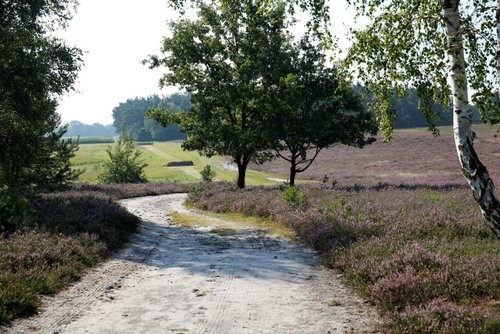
[63,88,481,139]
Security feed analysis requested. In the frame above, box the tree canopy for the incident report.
[273,37,377,185]
[146,0,295,188]
[0,0,83,192]
[344,0,500,238]
[112,94,190,141]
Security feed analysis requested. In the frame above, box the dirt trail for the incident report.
[3,193,378,334]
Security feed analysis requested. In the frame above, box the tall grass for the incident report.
[186,182,500,333]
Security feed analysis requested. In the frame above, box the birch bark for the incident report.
[444,0,500,239]
[497,0,500,93]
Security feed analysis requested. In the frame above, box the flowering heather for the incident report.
[70,181,190,199]
[383,298,488,334]
[29,191,139,251]
[0,181,188,324]
[0,231,105,323]
[187,181,500,333]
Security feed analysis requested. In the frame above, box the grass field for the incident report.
[72,141,282,186]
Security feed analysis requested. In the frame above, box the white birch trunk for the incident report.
[497,0,500,93]
[444,0,500,239]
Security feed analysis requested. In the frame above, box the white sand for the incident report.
[4,193,378,334]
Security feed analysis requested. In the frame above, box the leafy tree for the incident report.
[344,0,500,238]
[26,125,83,191]
[146,0,294,188]
[98,133,148,184]
[112,94,189,141]
[274,37,377,185]
[0,0,82,193]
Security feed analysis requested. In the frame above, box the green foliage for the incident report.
[98,133,148,184]
[0,188,32,235]
[112,94,190,141]
[165,0,331,38]
[145,0,294,188]
[281,185,308,207]
[344,0,499,138]
[31,126,84,192]
[200,165,216,182]
[273,37,377,185]
[0,0,83,193]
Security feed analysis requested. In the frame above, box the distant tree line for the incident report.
[68,87,478,141]
[112,94,190,141]
[378,88,480,129]
[63,121,117,138]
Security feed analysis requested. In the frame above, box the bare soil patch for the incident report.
[4,194,378,334]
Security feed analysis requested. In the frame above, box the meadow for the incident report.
[2,126,500,333]
[72,140,280,186]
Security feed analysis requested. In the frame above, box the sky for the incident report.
[56,0,357,125]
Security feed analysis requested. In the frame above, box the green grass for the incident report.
[71,141,283,185]
[171,210,296,239]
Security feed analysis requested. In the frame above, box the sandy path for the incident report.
[3,193,377,334]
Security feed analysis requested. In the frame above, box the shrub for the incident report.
[281,185,308,207]
[29,192,139,251]
[383,298,487,334]
[200,164,216,182]
[98,133,148,184]
[0,188,32,235]
[0,231,105,324]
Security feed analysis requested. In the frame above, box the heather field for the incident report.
[253,125,500,186]
[0,183,188,324]
[189,126,500,333]
[187,182,500,333]
[2,126,500,332]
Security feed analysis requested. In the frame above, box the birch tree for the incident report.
[345,0,500,239]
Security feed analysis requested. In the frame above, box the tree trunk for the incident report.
[289,168,296,186]
[289,154,297,186]
[497,0,500,91]
[235,156,248,189]
[444,0,500,239]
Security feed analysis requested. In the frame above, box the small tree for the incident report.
[273,38,377,185]
[99,133,148,184]
[200,164,216,182]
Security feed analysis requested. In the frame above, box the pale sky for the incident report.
[56,0,357,125]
